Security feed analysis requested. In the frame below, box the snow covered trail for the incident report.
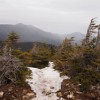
[27,62,68,100]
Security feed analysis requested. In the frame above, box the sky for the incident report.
[0,0,100,34]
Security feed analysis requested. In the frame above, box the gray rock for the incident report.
[0,91,4,97]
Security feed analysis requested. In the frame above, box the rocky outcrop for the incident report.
[57,79,100,100]
[0,84,36,100]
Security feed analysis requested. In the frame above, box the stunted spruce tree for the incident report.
[0,32,31,86]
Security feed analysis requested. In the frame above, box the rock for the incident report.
[23,89,27,95]
[12,95,16,98]
[50,86,54,89]
[46,92,52,95]
[67,92,74,99]
[27,93,35,97]
[57,92,62,97]
[23,93,36,100]
[8,87,13,92]
[0,91,4,97]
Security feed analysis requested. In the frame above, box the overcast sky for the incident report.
[0,0,100,34]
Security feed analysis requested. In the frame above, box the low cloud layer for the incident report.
[0,0,100,34]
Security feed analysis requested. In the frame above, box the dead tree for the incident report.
[96,25,100,49]
[83,18,98,46]
[0,45,23,85]
[0,34,22,86]
[30,43,38,54]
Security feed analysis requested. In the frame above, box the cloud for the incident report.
[47,0,100,11]
[0,0,100,34]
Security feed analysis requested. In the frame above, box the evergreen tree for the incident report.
[0,32,31,86]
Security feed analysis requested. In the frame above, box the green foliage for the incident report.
[0,32,31,86]
[5,32,19,48]
[54,38,73,74]
[54,37,100,92]
[30,42,55,68]
[16,67,32,85]
[12,42,56,68]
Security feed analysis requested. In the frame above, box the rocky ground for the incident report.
[0,80,100,100]
[57,79,100,100]
[0,84,36,100]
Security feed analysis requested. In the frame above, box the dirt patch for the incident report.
[57,79,100,100]
[0,83,36,100]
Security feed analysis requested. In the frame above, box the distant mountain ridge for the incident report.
[0,23,62,45]
[0,23,85,45]
[66,32,85,44]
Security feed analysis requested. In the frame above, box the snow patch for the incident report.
[27,62,68,100]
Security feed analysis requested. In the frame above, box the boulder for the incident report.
[0,91,4,97]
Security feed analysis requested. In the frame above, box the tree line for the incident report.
[54,18,100,91]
